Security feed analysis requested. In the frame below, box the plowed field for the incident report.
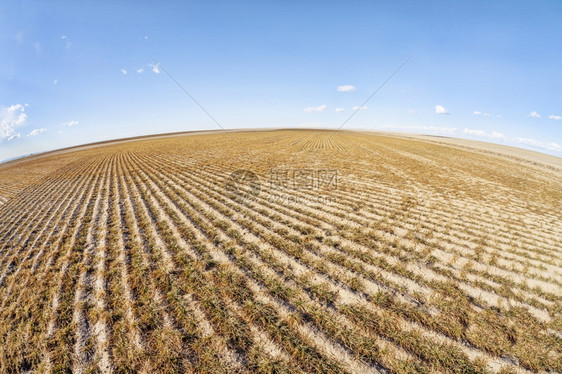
[1,130,561,373]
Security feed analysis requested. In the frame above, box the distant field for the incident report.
[0,129,561,373]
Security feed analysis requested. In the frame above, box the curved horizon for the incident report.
[2,1,561,160]
[2,128,561,168]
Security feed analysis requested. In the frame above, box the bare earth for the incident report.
[0,129,560,373]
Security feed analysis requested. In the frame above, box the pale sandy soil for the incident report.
[379,131,562,176]
[1,129,560,373]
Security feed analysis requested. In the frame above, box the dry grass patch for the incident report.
[1,129,561,373]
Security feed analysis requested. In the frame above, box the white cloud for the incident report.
[491,131,505,139]
[1,104,28,141]
[304,104,327,113]
[529,111,541,118]
[463,128,487,137]
[28,128,46,137]
[435,105,449,114]
[61,35,71,48]
[516,137,541,147]
[352,105,368,111]
[136,68,144,74]
[34,42,41,55]
[407,109,416,114]
[381,125,457,134]
[463,128,506,140]
[548,114,561,120]
[7,133,21,141]
[334,108,344,112]
[121,69,127,75]
[337,85,356,92]
[474,110,502,118]
[150,63,160,74]
[377,125,559,154]
[53,79,58,85]
[62,120,78,127]
[516,137,561,152]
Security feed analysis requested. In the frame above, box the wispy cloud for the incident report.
[62,120,78,127]
[304,104,327,113]
[435,105,449,114]
[381,125,457,134]
[548,114,561,120]
[53,79,58,85]
[516,137,561,152]
[352,105,368,111]
[127,62,160,76]
[61,35,71,48]
[28,128,46,137]
[334,108,344,112]
[463,128,487,136]
[150,63,160,74]
[474,110,502,118]
[491,131,505,139]
[460,128,562,153]
[463,128,506,139]
[1,104,28,141]
[7,133,21,141]
[337,85,355,92]
[407,109,416,114]
[529,111,541,118]
[383,124,559,154]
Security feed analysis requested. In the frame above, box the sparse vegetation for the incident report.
[0,130,561,373]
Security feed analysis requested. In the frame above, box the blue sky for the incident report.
[1,0,561,161]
